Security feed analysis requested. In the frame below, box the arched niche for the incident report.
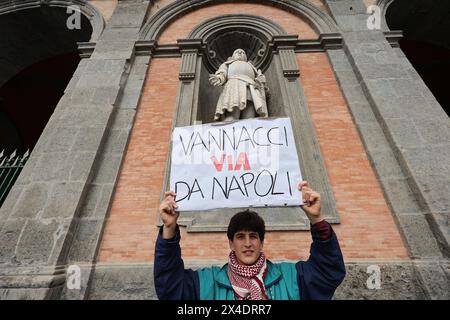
[185,14,290,124]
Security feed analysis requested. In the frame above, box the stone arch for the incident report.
[375,0,395,31]
[139,0,339,41]
[0,0,105,41]
[0,0,104,152]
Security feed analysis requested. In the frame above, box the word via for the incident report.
[210,152,251,172]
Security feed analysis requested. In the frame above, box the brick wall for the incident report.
[97,3,409,263]
[97,58,181,262]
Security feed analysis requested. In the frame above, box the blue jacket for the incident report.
[154,223,345,300]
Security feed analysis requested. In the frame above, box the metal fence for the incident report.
[0,150,29,207]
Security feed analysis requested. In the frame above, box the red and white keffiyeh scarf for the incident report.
[227,251,268,300]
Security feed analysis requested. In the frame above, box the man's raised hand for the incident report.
[159,191,179,239]
[298,181,324,225]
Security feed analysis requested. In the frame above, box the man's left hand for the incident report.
[298,181,324,225]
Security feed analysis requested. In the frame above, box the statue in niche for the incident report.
[209,48,269,122]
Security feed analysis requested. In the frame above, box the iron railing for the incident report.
[0,150,29,207]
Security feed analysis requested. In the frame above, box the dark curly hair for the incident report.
[227,209,265,241]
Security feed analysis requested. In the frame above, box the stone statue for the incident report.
[209,48,269,121]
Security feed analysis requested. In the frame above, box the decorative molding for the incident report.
[319,33,344,50]
[177,39,204,52]
[178,39,203,81]
[77,41,96,58]
[279,49,300,79]
[270,36,300,78]
[384,30,403,48]
[133,36,344,60]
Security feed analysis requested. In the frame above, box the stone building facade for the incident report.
[0,0,449,299]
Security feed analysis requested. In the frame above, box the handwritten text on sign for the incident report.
[170,117,303,211]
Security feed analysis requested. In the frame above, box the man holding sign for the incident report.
[154,181,345,300]
[170,117,304,211]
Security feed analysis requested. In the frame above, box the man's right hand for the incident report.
[159,191,179,239]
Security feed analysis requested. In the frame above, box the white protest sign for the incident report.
[170,117,303,211]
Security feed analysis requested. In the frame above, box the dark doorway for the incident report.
[0,6,92,206]
[0,53,82,154]
[0,6,92,154]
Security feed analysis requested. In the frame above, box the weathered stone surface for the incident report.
[87,264,157,300]
[414,118,450,145]
[397,214,442,259]
[44,127,79,153]
[102,129,129,154]
[0,287,60,300]
[0,220,26,265]
[111,109,136,130]
[58,104,113,129]
[81,262,436,300]
[69,152,97,182]
[90,154,122,184]
[67,219,103,263]
[356,122,391,151]
[382,118,425,149]
[78,184,103,218]
[365,148,405,178]
[412,174,450,213]
[382,178,423,214]
[72,127,106,153]
[106,1,149,28]
[42,182,85,218]
[415,262,450,300]
[31,152,71,182]
[15,219,67,265]
[11,183,49,218]
[0,184,23,223]
[334,263,426,300]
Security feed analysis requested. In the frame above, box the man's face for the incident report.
[229,230,264,265]
[232,49,247,62]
